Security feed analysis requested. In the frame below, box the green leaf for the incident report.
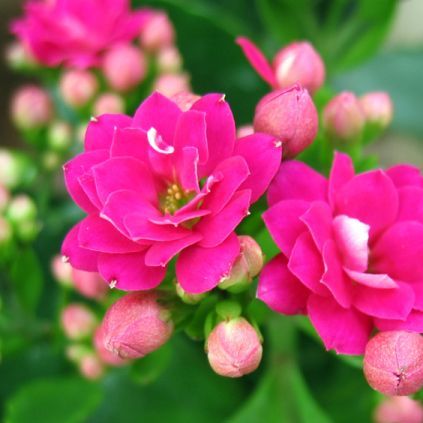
[5,377,102,423]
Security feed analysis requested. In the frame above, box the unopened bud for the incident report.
[206,317,262,378]
[273,41,325,94]
[47,121,72,151]
[157,46,182,73]
[11,85,53,130]
[171,91,200,111]
[61,303,97,340]
[71,268,108,300]
[42,151,61,171]
[93,93,125,116]
[0,149,35,189]
[5,41,37,69]
[237,125,254,138]
[364,331,423,396]
[60,69,98,107]
[323,91,365,144]
[93,326,128,366]
[139,12,175,51]
[154,73,190,98]
[101,292,173,359]
[51,254,73,287]
[359,92,393,129]
[375,396,423,423]
[102,44,146,92]
[6,195,36,225]
[239,236,264,278]
[176,282,206,304]
[79,353,104,380]
[253,84,318,158]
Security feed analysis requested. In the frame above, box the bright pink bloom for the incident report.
[258,152,423,354]
[12,0,149,68]
[62,92,281,293]
[375,396,423,423]
[237,37,325,94]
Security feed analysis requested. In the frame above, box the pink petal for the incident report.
[177,146,200,193]
[412,282,423,311]
[268,161,328,207]
[386,164,423,188]
[257,254,309,315]
[236,37,277,87]
[307,294,372,355]
[176,233,240,294]
[328,151,355,208]
[234,133,282,203]
[262,199,310,256]
[196,190,251,248]
[144,233,203,267]
[335,170,398,239]
[149,209,211,227]
[288,232,327,295]
[110,127,149,163]
[332,214,369,272]
[97,251,166,291]
[344,269,397,289]
[61,223,98,272]
[375,311,423,332]
[78,170,102,210]
[63,150,108,213]
[372,221,423,283]
[397,186,423,223]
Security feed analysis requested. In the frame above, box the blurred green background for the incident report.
[1,1,423,422]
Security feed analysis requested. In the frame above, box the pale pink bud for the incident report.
[11,85,53,129]
[0,216,12,246]
[323,91,365,143]
[102,44,146,92]
[175,282,207,305]
[273,41,325,94]
[47,121,72,151]
[206,317,262,378]
[61,303,97,340]
[375,396,423,423]
[359,92,393,128]
[253,84,318,158]
[154,73,190,98]
[157,46,182,73]
[101,292,173,359]
[5,41,37,69]
[93,93,125,116]
[237,125,254,138]
[94,326,128,366]
[79,353,104,380]
[60,69,98,107]
[364,331,423,396]
[238,236,264,278]
[51,254,73,287]
[71,268,108,301]
[171,91,200,111]
[140,12,175,51]
[0,185,10,213]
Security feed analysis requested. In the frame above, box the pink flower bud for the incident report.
[51,254,73,287]
[359,92,393,128]
[175,282,206,304]
[100,292,173,359]
[102,44,146,92]
[93,93,125,116]
[59,69,98,107]
[139,12,175,51]
[273,41,325,94]
[364,331,423,396]
[323,91,365,143]
[79,353,104,380]
[219,255,250,293]
[375,396,423,423]
[237,125,254,138]
[5,41,37,69]
[253,85,318,158]
[0,185,10,213]
[154,73,191,98]
[11,85,53,129]
[47,121,72,151]
[157,46,182,73]
[171,91,200,111]
[71,268,108,301]
[239,236,264,278]
[206,317,262,378]
[93,326,128,366]
[61,303,97,340]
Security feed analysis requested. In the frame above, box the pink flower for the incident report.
[12,0,149,68]
[258,152,423,354]
[62,92,281,293]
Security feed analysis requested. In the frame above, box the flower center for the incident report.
[160,183,193,214]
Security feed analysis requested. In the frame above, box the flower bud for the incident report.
[93,326,127,366]
[59,69,98,107]
[175,282,206,304]
[71,268,108,301]
[0,185,10,213]
[171,91,200,111]
[61,303,97,340]
[359,92,393,128]
[139,12,175,51]
[47,121,72,151]
[375,396,423,423]
[0,216,12,246]
[253,85,318,158]
[66,344,90,363]
[101,292,173,359]
[154,73,190,98]
[5,41,37,69]
[11,85,53,130]
[363,331,423,396]
[42,151,61,171]
[102,44,146,92]
[273,41,325,94]
[0,150,33,189]
[6,195,37,227]
[79,353,104,380]
[237,125,254,138]
[206,317,262,378]
[239,236,264,278]
[93,93,125,116]
[51,255,73,287]
[157,46,182,73]
[323,91,365,143]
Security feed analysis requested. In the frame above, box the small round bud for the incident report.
[41,151,61,171]
[273,41,325,94]
[375,396,423,423]
[5,41,37,69]
[0,150,33,189]
[0,185,10,213]
[0,216,12,246]
[47,121,72,151]
[237,125,254,138]
[93,326,128,366]
[171,91,200,111]
[157,46,182,73]
[175,282,206,305]
[364,331,423,396]
[51,255,73,287]
[61,304,97,340]
[359,92,393,128]
[238,236,264,278]
[6,195,36,225]
[154,73,190,98]
[93,93,125,116]
[140,12,175,51]
[219,256,250,293]
[102,44,146,92]
[323,91,365,143]
[101,292,173,359]
[79,353,104,380]
[60,69,98,107]
[71,268,108,301]
[11,85,53,130]
[253,85,318,158]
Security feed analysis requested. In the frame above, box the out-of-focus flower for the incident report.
[157,46,182,73]
[237,37,325,94]
[61,303,97,340]
[364,331,423,395]
[51,254,73,286]
[47,121,72,151]
[60,69,98,108]
[93,93,125,116]
[259,152,423,354]
[0,150,36,190]
[62,92,281,293]
[154,73,190,98]
[170,92,200,112]
[79,353,104,380]
[375,396,423,423]
[71,268,108,300]
[5,40,37,69]
[206,317,262,377]
[6,194,38,241]
[139,12,175,52]
[360,92,394,129]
